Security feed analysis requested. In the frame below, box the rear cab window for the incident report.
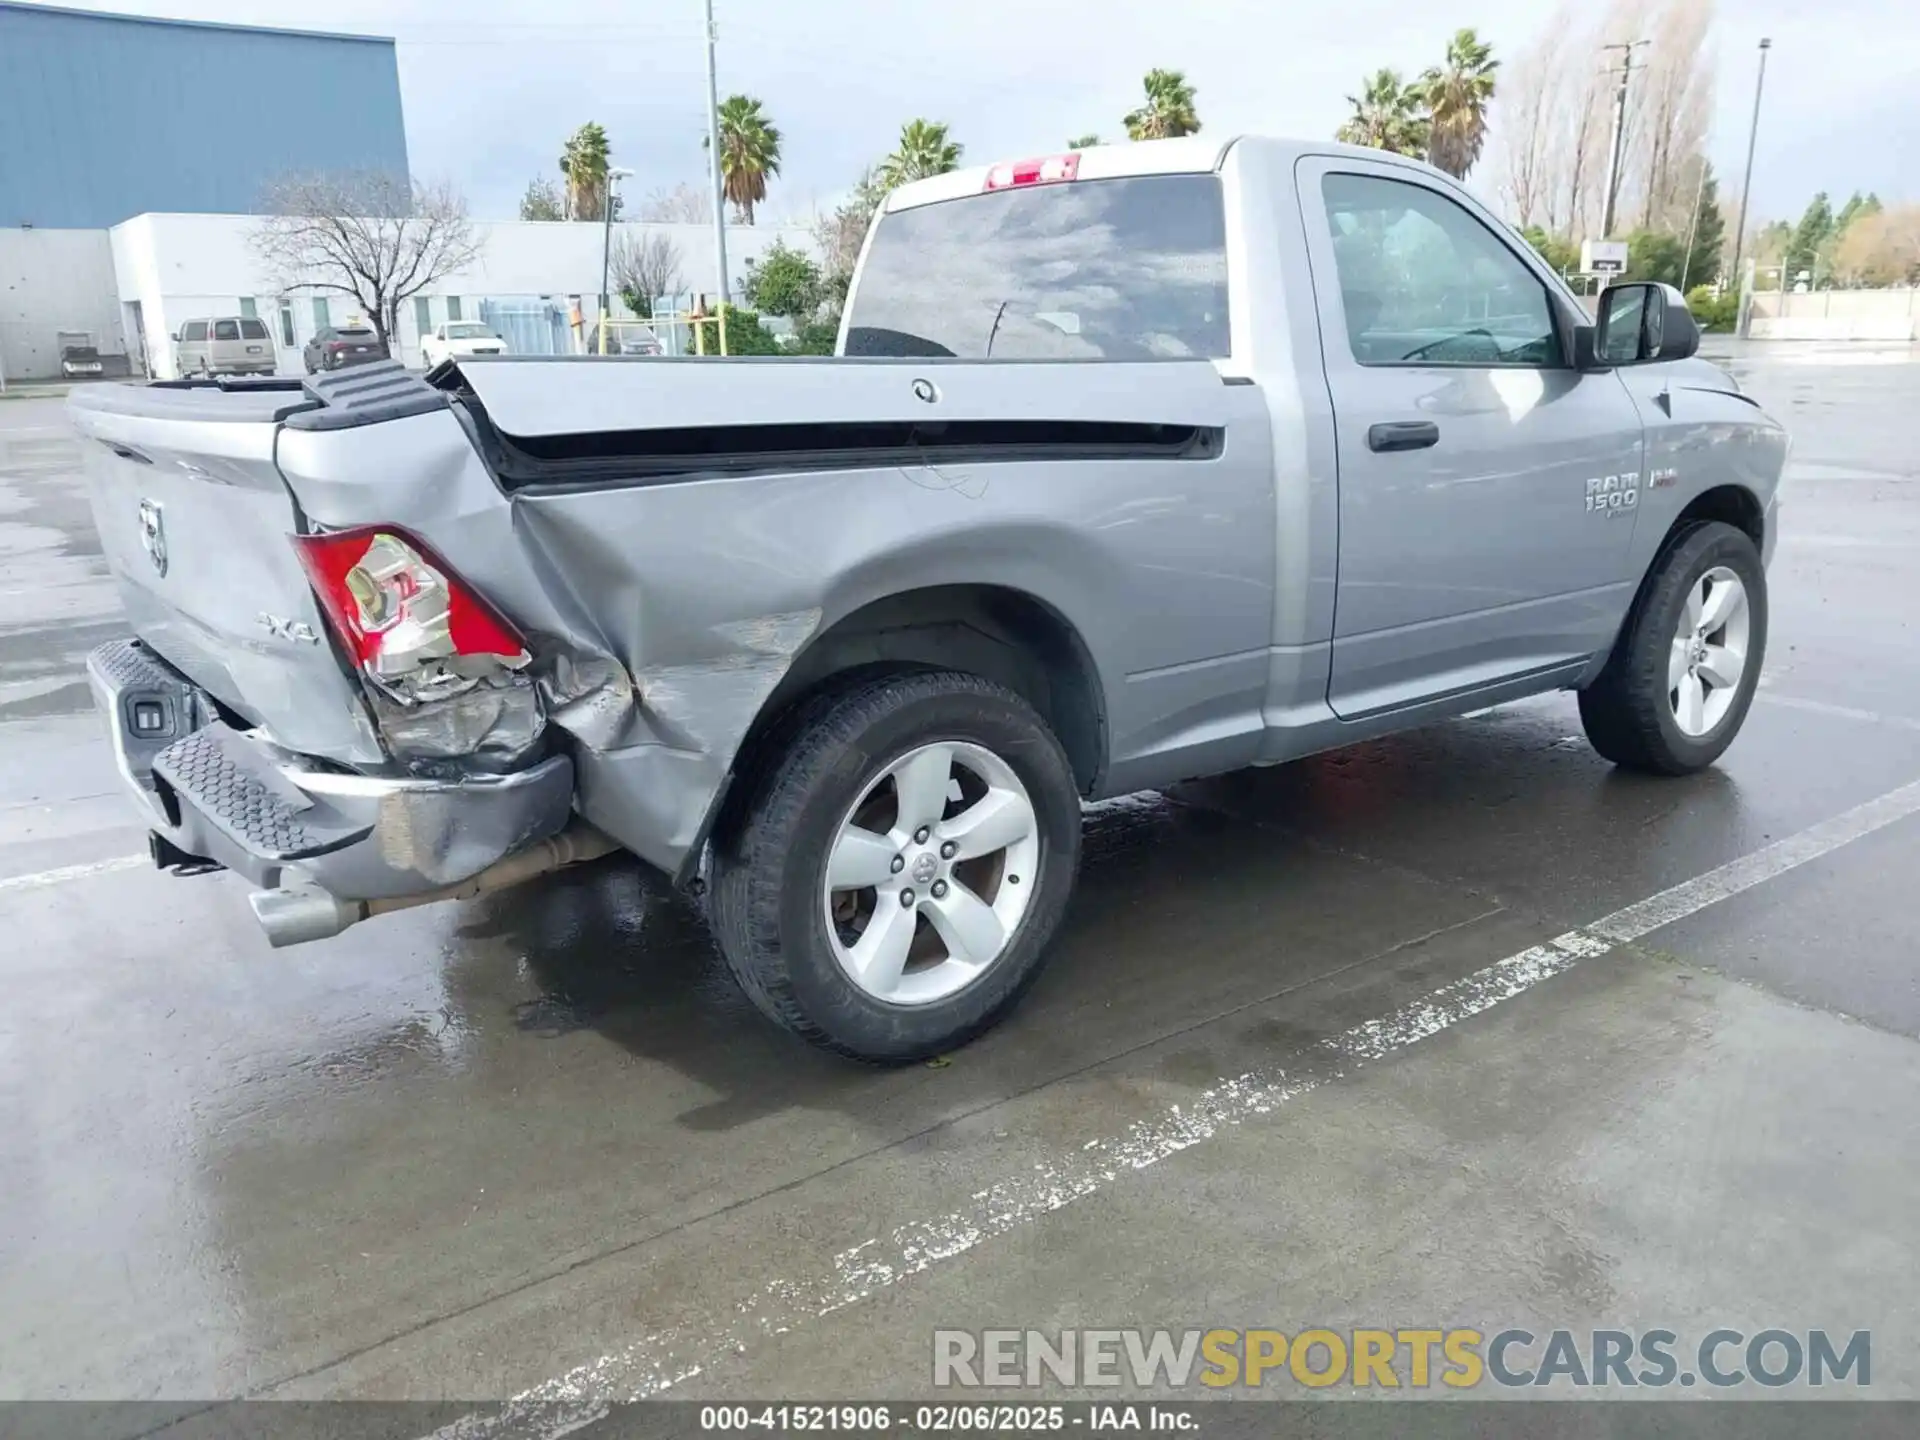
[845,174,1229,361]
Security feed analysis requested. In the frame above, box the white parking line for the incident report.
[1758,691,1920,733]
[0,853,146,893]
[426,776,1920,1438]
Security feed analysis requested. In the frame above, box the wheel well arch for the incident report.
[1672,484,1765,550]
[709,584,1107,847]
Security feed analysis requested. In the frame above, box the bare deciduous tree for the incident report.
[252,172,482,348]
[813,168,883,295]
[1490,0,1714,244]
[1490,13,1568,227]
[1833,207,1920,287]
[1625,0,1714,232]
[637,183,714,224]
[610,230,687,309]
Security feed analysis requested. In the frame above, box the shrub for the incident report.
[1685,285,1739,333]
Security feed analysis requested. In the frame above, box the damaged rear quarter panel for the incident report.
[275,385,1274,879]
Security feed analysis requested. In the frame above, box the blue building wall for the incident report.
[0,2,409,229]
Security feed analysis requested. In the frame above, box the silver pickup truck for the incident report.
[70,136,1786,1061]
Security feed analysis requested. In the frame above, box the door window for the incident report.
[1320,173,1560,368]
[239,318,269,340]
[182,321,207,342]
[213,320,240,341]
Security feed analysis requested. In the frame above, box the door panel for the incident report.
[1295,157,1645,717]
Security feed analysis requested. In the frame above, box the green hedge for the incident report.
[1685,286,1739,333]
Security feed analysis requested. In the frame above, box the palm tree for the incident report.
[1419,28,1499,179]
[559,122,611,221]
[1122,69,1201,141]
[1067,133,1102,150]
[1335,69,1429,157]
[878,119,964,188]
[716,94,782,224]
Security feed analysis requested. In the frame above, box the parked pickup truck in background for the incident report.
[69,136,1787,1061]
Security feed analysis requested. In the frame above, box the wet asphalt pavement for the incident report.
[2,345,1918,1411]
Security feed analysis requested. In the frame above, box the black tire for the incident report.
[1579,520,1768,775]
[709,670,1082,1063]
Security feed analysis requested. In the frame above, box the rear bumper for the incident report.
[87,638,574,901]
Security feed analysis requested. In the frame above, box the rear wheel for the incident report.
[1579,520,1767,774]
[709,671,1082,1062]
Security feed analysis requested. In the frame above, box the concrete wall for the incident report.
[1747,288,1920,341]
[0,1,408,230]
[0,227,123,382]
[111,213,820,378]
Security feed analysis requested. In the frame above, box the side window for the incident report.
[183,321,206,342]
[213,320,240,341]
[239,318,269,340]
[1320,172,1561,368]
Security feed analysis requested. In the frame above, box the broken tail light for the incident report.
[292,526,527,692]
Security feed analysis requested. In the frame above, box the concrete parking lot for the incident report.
[3,346,1918,1415]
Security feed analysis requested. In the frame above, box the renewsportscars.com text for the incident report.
[932,1327,1871,1391]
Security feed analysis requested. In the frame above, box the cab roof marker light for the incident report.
[983,153,1081,191]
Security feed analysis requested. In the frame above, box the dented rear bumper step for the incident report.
[90,638,607,945]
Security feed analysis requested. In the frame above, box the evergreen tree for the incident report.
[1681,162,1726,288]
[1785,192,1833,285]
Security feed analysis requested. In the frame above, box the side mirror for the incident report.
[1594,281,1700,366]
[170,332,181,343]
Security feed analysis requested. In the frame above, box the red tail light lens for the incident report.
[290,527,529,697]
[983,153,1080,191]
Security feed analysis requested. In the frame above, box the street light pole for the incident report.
[703,0,731,305]
[1729,37,1772,286]
[600,166,634,355]
[1679,155,1710,292]
[1599,39,1648,239]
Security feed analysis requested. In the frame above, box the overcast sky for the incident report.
[58,0,1920,226]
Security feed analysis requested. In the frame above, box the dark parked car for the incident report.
[581,320,664,356]
[303,325,389,374]
[60,344,105,379]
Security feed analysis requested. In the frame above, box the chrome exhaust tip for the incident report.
[247,883,367,947]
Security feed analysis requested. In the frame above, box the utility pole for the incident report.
[600,167,633,354]
[1729,38,1773,286]
[1599,39,1649,239]
[703,0,731,305]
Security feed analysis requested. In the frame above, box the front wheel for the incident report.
[709,671,1082,1062]
[1579,520,1768,774]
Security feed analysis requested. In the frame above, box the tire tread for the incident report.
[709,669,1074,1061]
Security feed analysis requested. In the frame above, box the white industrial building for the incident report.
[108,213,818,379]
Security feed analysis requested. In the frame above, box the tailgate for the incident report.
[66,383,384,764]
